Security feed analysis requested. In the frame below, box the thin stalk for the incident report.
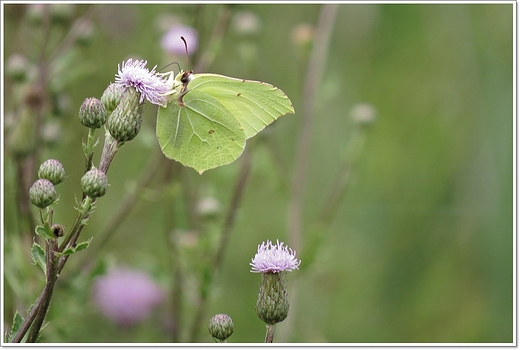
[288,3,339,252]
[265,324,276,343]
[188,150,252,342]
[283,4,339,343]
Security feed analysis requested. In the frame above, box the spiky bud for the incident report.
[29,179,58,209]
[81,168,108,198]
[79,97,108,129]
[255,272,289,325]
[100,83,124,114]
[38,159,65,185]
[208,314,234,342]
[106,87,143,142]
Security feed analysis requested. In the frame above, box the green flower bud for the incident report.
[49,4,75,25]
[9,107,36,157]
[81,168,108,198]
[255,272,289,325]
[6,53,30,82]
[29,179,58,209]
[79,97,107,129]
[208,314,234,342]
[106,87,143,142]
[26,4,45,27]
[38,159,65,185]
[100,83,124,114]
[74,19,95,47]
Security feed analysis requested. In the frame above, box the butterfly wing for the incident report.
[188,74,295,139]
[157,89,246,174]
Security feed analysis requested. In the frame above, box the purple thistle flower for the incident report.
[114,58,171,107]
[250,240,301,273]
[92,267,164,327]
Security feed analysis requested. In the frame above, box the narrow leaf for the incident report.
[30,243,47,275]
[55,238,91,257]
[7,311,23,342]
[35,225,54,240]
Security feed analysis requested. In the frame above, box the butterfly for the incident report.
[156,63,294,174]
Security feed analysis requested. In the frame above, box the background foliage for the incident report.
[3,3,513,343]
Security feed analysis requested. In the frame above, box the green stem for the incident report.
[188,150,252,342]
[265,324,276,343]
[84,128,97,174]
[26,239,59,342]
[58,196,92,252]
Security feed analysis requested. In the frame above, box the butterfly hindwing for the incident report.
[157,89,245,174]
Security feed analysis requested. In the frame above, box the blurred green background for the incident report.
[3,3,513,343]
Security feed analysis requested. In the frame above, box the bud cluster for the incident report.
[29,159,66,209]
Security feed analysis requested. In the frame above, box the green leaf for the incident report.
[30,243,47,275]
[7,311,23,342]
[157,72,294,174]
[35,225,54,240]
[55,238,92,257]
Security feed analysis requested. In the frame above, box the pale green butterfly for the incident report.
[156,48,295,174]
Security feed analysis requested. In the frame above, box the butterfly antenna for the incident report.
[159,62,181,74]
[180,36,189,69]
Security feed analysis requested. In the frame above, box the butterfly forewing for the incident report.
[188,74,295,139]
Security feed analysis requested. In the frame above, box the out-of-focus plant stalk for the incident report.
[284,4,339,342]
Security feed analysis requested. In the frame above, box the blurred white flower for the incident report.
[350,102,377,125]
[196,196,220,217]
[161,24,198,56]
[231,10,261,35]
[92,267,164,327]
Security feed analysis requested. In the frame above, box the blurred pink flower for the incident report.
[92,267,164,327]
[161,24,198,56]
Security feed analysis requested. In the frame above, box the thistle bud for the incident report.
[38,159,65,185]
[79,97,107,129]
[255,272,289,325]
[100,83,124,114]
[208,314,234,342]
[81,168,108,198]
[29,179,58,209]
[106,87,143,142]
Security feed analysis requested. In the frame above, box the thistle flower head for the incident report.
[92,267,164,327]
[114,58,171,107]
[250,240,301,273]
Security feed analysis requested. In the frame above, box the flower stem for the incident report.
[265,324,276,343]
